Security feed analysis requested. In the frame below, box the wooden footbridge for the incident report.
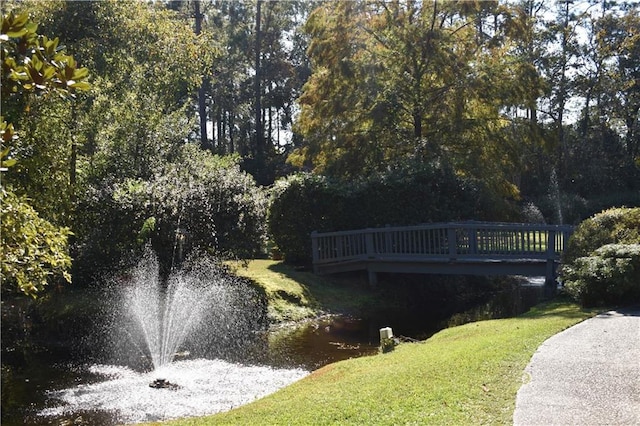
[311,222,574,287]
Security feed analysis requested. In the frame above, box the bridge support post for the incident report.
[545,260,557,298]
[447,227,458,260]
[367,267,378,288]
[544,230,557,298]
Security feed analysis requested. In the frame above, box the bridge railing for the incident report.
[311,222,574,266]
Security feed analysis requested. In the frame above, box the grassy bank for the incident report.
[228,259,380,322]
[153,298,595,425]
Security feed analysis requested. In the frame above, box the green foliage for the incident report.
[349,163,515,227]
[82,83,194,182]
[194,0,313,177]
[141,145,268,266]
[268,173,346,264]
[68,0,213,183]
[292,1,523,200]
[0,120,17,170]
[4,0,216,187]
[1,10,90,185]
[0,190,71,297]
[562,207,640,265]
[137,217,157,246]
[584,191,640,220]
[0,11,88,297]
[563,244,640,307]
[1,10,91,208]
[268,164,517,264]
[74,145,267,278]
[561,207,640,306]
[7,98,79,223]
[72,182,141,282]
[1,11,90,103]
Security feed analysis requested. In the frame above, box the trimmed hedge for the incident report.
[563,244,640,307]
[268,174,347,264]
[562,207,640,265]
[268,164,517,264]
[561,207,640,307]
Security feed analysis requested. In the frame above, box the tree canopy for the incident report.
[291,0,639,203]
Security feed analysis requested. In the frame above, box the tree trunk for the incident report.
[255,0,264,169]
[194,1,209,150]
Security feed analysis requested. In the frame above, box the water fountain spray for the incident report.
[38,250,307,424]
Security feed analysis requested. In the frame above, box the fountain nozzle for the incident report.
[149,378,180,390]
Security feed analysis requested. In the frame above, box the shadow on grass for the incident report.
[521,296,603,320]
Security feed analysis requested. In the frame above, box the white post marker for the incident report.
[379,327,393,340]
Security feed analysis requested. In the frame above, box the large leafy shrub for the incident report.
[563,244,640,307]
[139,146,268,269]
[74,145,267,279]
[561,207,640,306]
[268,163,517,264]
[268,174,347,264]
[562,207,640,265]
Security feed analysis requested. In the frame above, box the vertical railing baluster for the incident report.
[365,229,374,259]
[411,229,416,254]
[384,225,391,255]
[311,232,319,272]
[469,226,478,256]
[405,230,409,254]
[447,225,457,259]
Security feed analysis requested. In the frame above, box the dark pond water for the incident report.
[1,276,546,425]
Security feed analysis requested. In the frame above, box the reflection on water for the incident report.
[265,316,380,370]
[446,278,546,328]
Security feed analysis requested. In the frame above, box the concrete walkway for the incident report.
[514,307,640,426]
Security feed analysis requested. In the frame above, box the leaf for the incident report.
[25,22,38,34]
[69,81,91,91]
[42,65,56,80]
[1,158,17,168]
[5,28,28,38]
[73,67,89,80]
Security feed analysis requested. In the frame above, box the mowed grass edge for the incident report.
[153,299,595,425]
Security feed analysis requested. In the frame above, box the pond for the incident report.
[1,275,546,425]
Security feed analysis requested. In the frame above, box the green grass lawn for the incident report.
[151,297,595,426]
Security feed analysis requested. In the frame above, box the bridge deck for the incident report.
[311,222,574,286]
